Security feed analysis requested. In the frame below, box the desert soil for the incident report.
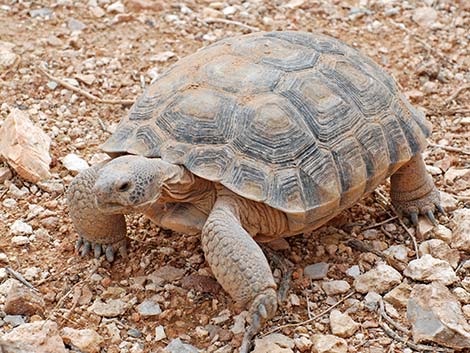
[0,0,469,352]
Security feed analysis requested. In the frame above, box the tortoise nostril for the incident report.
[117,181,131,192]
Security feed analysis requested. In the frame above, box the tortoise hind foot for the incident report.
[390,153,442,226]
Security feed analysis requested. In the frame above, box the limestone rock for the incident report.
[407,282,470,349]
[311,334,347,353]
[155,325,166,341]
[89,298,127,317]
[163,338,200,353]
[62,153,89,174]
[419,239,460,268]
[252,333,294,353]
[1,320,67,353]
[384,283,412,309]
[412,7,438,28]
[293,335,312,352]
[61,327,104,353]
[304,262,329,280]
[149,265,185,282]
[433,225,453,243]
[0,109,51,183]
[322,280,350,296]
[452,287,470,305]
[4,283,45,317]
[451,208,470,251]
[353,263,402,294]
[404,254,458,285]
[10,220,33,236]
[329,310,359,338]
[136,298,162,317]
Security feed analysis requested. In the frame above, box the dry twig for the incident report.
[263,291,355,335]
[6,267,39,292]
[445,84,470,104]
[202,17,260,32]
[428,142,470,156]
[362,216,398,230]
[38,67,134,106]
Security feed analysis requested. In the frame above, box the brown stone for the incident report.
[4,283,45,317]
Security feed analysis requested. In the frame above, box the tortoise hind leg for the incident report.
[390,153,442,225]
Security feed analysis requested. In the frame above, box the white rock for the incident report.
[136,298,162,317]
[433,225,453,243]
[107,1,125,13]
[364,291,382,311]
[62,153,89,174]
[61,327,104,353]
[2,198,16,208]
[346,265,360,278]
[24,267,41,281]
[0,109,51,183]
[11,236,30,246]
[412,7,438,28]
[419,239,460,269]
[353,263,402,294]
[10,220,32,236]
[231,311,247,335]
[404,254,458,285]
[329,309,359,338]
[311,334,347,353]
[322,280,350,296]
[451,208,470,251]
[444,167,470,184]
[452,288,470,305]
[417,218,434,237]
[89,152,110,165]
[252,333,294,353]
[155,325,166,341]
[426,165,442,175]
[383,245,408,262]
[164,339,199,353]
[222,6,237,16]
[89,299,127,317]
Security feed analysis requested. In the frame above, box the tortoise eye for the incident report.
[117,182,131,192]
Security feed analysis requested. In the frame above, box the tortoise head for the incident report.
[93,155,174,213]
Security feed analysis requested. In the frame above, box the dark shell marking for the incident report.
[102,31,431,226]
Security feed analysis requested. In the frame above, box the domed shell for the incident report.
[102,31,431,228]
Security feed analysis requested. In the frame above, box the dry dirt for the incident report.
[0,0,469,352]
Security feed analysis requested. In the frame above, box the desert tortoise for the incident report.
[67,31,441,352]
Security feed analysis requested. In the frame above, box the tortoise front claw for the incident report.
[75,237,128,262]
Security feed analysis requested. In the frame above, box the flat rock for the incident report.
[155,325,166,341]
[10,220,33,236]
[180,274,222,295]
[384,283,412,309]
[404,254,458,285]
[329,310,359,338]
[127,0,163,11]
[4,282,45,317]
[304,262,329,280]
[0,41,19,71]
[383,245,408,262]
[136,298,162,317]
[1,320,67,353]
[163,338,200,353]
[451,208,470,251]
[252,333,294,353]
[89,298,127,317]
[407,282,470,349]
[353,263,402,294]
[311,334,347,353]
[61,327,104,353]
[322,280,350,296]
[149,265,185,282]
[419,239,460,269]
[0,109,51,183]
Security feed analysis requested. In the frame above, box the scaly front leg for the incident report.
[66,163,127,261]
[202,196,278,353]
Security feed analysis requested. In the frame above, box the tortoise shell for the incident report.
[102,31,431,228]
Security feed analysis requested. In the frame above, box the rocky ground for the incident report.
[0,0,469,352]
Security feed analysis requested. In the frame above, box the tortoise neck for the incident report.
[160,165,215,206]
